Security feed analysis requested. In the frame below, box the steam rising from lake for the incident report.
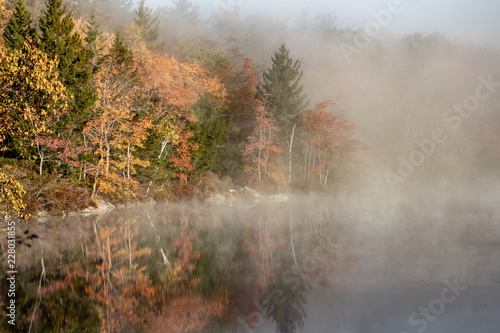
[7,184,500,332]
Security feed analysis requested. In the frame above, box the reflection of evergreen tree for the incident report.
[263,257,311,333]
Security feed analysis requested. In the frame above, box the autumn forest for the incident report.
[1,0,500,332]
[0,0,368,221]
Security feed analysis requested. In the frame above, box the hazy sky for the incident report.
[147,0,500,47]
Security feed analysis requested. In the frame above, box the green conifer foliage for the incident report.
[107,31,140,87]
[134,0,159,46]
[84,9,103,73]
[38,0,96,123]
[258,44,309,136]
[3,0,37,51]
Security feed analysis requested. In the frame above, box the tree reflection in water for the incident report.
[0,196,350,332]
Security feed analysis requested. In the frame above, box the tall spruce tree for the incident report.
[170,0,200,23]
[107,32,140,87]
[84,9,103,74]
[134,0,159,47]
[257,44,309,185]
[38,0,96,127]
[3,0,37,51]
[257,44,309,136]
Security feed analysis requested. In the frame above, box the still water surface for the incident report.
[4,189,500,332]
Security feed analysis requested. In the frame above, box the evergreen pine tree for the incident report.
[38,0,96,125]
[107,31,140,87]
[257,44,309,136]
[3,0,37,51]
[134,0,159,46]
[84,9,103,74]
[257,44,309,185]
[170,0,200,23]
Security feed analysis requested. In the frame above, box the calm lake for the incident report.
[2,187,500,332]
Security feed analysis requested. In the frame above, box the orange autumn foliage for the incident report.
[301,101,363,187]
[139,52,225,111]
[84,63,153,197]
[243,99,283,184]
[138,52,226,180]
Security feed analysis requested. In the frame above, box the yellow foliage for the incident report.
[84,61,153,198]
[0,41,68,156]
[123,22,149,57]
[0,171,30,221]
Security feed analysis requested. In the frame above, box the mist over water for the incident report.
[238,188,500,332]
[6,185,500,332]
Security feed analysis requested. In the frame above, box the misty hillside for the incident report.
[80,0,500,186]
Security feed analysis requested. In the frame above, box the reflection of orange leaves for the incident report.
[171,232,200,283]
[243,216,286,297]
[81,223,157,333]
[146,292,230,333]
